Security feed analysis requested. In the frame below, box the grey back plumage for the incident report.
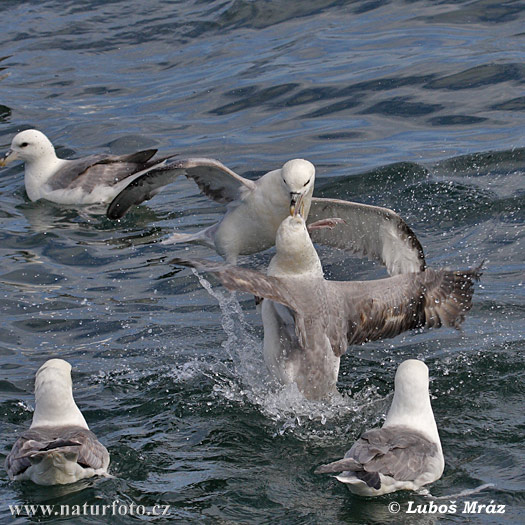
[5,426,109,479]
[47,149,175,193]
[315,426,438,489]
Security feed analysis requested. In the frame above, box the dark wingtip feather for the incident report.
[106,174,153,219]
[106,199,126,220]
[355,470,381,490]
[424,263,483,330]
[107,162,183,220]
[396,219,427,272]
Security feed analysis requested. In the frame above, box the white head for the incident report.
[0,129,57,166]
[31,358,89,429]
[393,359,430,400]
[280,159,315,215]
[269,212,322,276]
[384,359,440,443]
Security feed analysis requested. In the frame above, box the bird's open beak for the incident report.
[0,149,18,167]
[290,192,305,218]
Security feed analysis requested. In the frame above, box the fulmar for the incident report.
[5,359,110,485]
[315,359,444,496]
[0,129,177,205]
[171,203,481,400]
[108,156,426,272]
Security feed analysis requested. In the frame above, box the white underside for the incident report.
[164,168,312,262]
[261,300,340,400]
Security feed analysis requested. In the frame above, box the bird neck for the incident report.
[383,392,441,445]
[24,154,66,200]
[258,168,290,208]
[31,381,89,429]
[268,242,323,277]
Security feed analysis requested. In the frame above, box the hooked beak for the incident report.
[290,192,305,218]
[0,149,18,167]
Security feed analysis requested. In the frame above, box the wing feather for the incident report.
[308,197,426,275]
[315,426,438,486]
[170,257,299,313]
[328,266,481,347]
[107,157,255,219]
[5,426,109,478]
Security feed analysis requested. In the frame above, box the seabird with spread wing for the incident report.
[171,202,480,400]
[108,156,425,272]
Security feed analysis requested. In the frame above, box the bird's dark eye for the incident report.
[303,179,310,187]
[20,142,29,148]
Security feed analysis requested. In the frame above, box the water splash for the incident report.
[193,269,388,440]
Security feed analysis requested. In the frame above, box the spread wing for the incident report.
[171,258,332,354]
[170,257,299,312]
[107,157,256,219]
[315,426,438,486]
[308,197,426,275]
[327,266,481,348]
[5,426,109,479]
[48,149,176,194]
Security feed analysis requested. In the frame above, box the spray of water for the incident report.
[192,269,388,441]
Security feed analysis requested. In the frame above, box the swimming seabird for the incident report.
[315,359,444,496]
[108,157,425,273]
[171,205,480,399]
[5,359,110,485]
[0,129,177,204]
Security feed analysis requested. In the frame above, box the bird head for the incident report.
[280,159,315,216]
[32,359,89,429]
[394,359,429,397]
[0,129,56,166]
[35,358,74,398]
[271,207,323,277]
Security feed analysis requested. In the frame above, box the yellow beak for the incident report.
[289,193,305,218]
[0,149,17,167]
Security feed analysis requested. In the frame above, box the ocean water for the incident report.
[0,0,523,523]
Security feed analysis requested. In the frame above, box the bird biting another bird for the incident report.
[171,204,481,400]
[108,155,426,273]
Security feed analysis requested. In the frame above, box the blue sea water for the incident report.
[0,1,523,523]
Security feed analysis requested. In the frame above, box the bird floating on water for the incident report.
[5,359,110,485]
[315,359,444,496]
[0,129,177,205]
[108,156,426,272]
[172,203,480,400]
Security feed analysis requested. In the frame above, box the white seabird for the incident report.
[315,359,444,496]
[107,156,426,272]
[0,129,177,205]
[172,205,480,400]
[5,359,110,485]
